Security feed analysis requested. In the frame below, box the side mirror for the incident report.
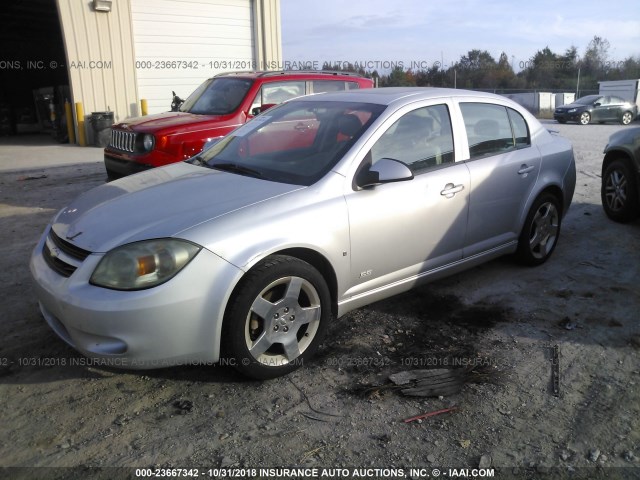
[250,103,277,117]
[594,102,601,107]
[356,158,414,189]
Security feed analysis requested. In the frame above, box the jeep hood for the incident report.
[116,111,233,132]
[51,163,303,253]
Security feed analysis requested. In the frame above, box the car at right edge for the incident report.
[601,126,640,222]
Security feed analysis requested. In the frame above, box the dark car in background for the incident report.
[104,71,374,179]
[554,95,637,126]
[601,127,640,222]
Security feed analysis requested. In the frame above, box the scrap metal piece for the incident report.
[389,368,466,397]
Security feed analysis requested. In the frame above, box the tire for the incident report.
[621,111,634,125]
[601,159,639,223]
[222,255,331,379]
[517,193,562,266]
[579,112,591,125]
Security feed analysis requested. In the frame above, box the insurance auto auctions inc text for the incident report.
[199,467,495,478]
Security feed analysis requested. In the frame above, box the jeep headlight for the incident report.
[90,239,201,290]
[142,134,155,152]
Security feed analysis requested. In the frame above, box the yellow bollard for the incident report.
[141,99,148,116]
[75,102,86,146]
[64,101,75,145]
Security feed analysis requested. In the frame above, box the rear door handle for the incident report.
[518,164,535,176]
[440,183,464,198]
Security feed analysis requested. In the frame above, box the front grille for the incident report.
[43,243,77,277]
[49,229,91,261]
[110,129,137,152]
[42,229,92,277]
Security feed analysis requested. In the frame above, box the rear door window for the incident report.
[460,103,524,160]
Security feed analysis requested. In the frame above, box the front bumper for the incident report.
[29,228,243,369]
[553,111,580,123]
[104,153,154,179]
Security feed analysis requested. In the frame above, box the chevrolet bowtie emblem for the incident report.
[66,231,83,241]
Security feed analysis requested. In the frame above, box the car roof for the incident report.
[295,87,512,106]
[214,70,370,80]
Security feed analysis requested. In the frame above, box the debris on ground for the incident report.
[389,368,467,397]
[403,406,458,424]
[173,400,193,414]
[17,174,47,181]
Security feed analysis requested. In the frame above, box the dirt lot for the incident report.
[1,123,639,479]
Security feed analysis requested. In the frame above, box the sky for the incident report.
[280,0,640,73]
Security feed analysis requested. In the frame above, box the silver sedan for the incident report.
[30,88,576,379]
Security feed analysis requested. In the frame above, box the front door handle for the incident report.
[440,183,464,198]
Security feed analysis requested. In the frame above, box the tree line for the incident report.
[323,36,640,93]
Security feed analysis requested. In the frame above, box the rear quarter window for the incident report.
[507,108,531,148]
[310,81,362,93]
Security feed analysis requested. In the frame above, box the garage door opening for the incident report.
[1,0,70,143]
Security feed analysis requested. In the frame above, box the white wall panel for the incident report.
[131,0,255,113]
[57,0,139,137]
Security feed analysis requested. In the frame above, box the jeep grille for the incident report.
[110,130,136,152]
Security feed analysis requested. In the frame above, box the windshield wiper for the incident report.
[211,162,264,179]
[187,155,208,167]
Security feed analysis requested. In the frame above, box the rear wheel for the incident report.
[601,159,639,222]
[517,193,562,266]
[579,112,591,125]
[222,255,331,379]
[621,111,634,125]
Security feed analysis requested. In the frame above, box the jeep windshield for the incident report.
[180,77,254,115]
[191,100,385,186]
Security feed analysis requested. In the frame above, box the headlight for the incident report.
[90,239,201,290]
[142,134,155,151]
[568,108,577,113]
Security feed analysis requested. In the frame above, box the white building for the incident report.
[1,0,282,140]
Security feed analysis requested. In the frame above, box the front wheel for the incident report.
[222,255,331,379]
[621,111,633,125]
[517,193,562,266]
[601,159,639,223]
[579,112,591,125]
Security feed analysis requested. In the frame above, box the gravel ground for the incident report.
[0,122,639,480]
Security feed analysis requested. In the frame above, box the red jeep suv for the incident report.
[104,70,374,179]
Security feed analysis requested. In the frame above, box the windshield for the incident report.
[194,100,386,186]
[180,77,254,115]
[574,95,601,105]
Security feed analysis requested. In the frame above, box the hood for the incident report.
[116,111,232,132]
[52,163,303,253]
